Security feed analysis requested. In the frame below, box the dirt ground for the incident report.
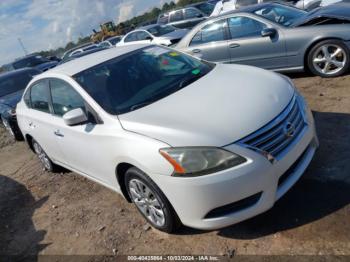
[0,72,350,258]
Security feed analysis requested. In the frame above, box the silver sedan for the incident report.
[176,2,350,77]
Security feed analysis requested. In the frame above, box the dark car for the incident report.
[157,2,215,29]
[0,68,41,140]
[3,54,58,72]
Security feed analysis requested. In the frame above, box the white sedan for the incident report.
[117,24,189,47]
[17,44,318,232]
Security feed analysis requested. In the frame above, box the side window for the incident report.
[137,31,151,40]
[236,0,258,8]
[23,89,31,108]
[50,79,85,117]
[228,16,266,39]
[124,32,138,43]
[190,19,227,46]
[169,10,184,22]
[30,81,50,113]
[184,8,203,19]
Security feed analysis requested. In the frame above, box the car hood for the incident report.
[0,90,23,114]
[292,2,350,26]
[159,29,189,40]
[34,61,58,72]
[118,64,294,147]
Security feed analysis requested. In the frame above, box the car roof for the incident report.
[49,44,149,76]
[0,68,40,80]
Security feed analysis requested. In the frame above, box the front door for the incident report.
[227,16,287,70]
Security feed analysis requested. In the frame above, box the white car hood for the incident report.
[118,64,294,147]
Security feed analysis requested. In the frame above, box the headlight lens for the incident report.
[159,147,246,177]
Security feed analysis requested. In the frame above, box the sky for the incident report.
[0,0,174,65]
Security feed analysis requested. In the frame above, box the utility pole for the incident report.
[18,38,28,56]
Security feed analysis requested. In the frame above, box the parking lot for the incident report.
[1,72,350,257]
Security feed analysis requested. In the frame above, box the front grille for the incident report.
[240,97,306,158]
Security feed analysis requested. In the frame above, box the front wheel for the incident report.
[125,167,180,233]
[307,40,350,78]
[1,116,23,141]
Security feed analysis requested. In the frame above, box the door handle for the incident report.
[229,43,240,49]
[54,130,64,137]
[192,49,201,54]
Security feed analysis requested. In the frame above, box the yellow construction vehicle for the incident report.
[91,21,119,43]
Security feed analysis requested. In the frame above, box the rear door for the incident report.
[226,15,287,69]
[185,19,231,63]
[25,80,63,162]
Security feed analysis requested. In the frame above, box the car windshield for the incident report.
[0,72,33,97]
[254,4,307,27]
[147,25,176,37]
[12,55,50,69]
[74,46,214,115]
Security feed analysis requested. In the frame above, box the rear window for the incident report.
[0,71,36,97]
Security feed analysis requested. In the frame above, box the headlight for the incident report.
[159,147,246,177]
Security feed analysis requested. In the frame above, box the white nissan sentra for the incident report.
[17,44,318,233]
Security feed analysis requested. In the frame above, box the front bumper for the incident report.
[152,109,318,230]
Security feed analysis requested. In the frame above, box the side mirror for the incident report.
[63,108,88,126]
[261,28,277,38]
[145,36,153,41]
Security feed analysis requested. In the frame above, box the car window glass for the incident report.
[125,32,138,42]
[137,31,151,40]
[236,0,258,8]
[184,8,202,19]
[158,14,169,24]
[50,79,85,116]
[23,88,31,108]
[30,81,50,113]
[169,10,184,22]
[228,16,266,39]
[190,19,227,46]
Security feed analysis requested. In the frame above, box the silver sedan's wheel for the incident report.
[312,44,347,76]
[308,40,350,78]
[128,178,165,227]
[33,141,52,171]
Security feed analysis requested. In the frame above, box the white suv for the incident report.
[17,44,318,232]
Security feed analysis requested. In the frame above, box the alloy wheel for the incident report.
[1,118,15,138]
[128,178,165,227]
[312,44,347,76]
[33,142,51,170]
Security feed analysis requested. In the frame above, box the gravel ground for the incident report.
[0,73,349,258]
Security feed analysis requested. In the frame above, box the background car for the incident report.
[2,54,58,72]
[176,2,350,77]
[0,68,41,140]
[61,43,98,60]
[58,46,109,65]
[210,0,345,16]
[117,24,188,46]
[98,36,123,48]
[17,44,317,232]
[157,4,210,29]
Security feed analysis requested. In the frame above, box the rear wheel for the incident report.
[307,40,350,78]
[125,167,180,233]
[32,139,58,172]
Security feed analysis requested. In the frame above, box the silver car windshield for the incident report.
[254,5,306,27]
[74,46,214,115]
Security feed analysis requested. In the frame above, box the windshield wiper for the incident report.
[130,102,152,112]
[178,71,203,89]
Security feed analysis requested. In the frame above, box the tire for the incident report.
[1,116,23,141]
[32,139,59,172]
[125,167,180,233]
[307,39,350,78]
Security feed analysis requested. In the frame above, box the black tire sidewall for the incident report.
[125,167,179,233]
[307,40,350,78]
